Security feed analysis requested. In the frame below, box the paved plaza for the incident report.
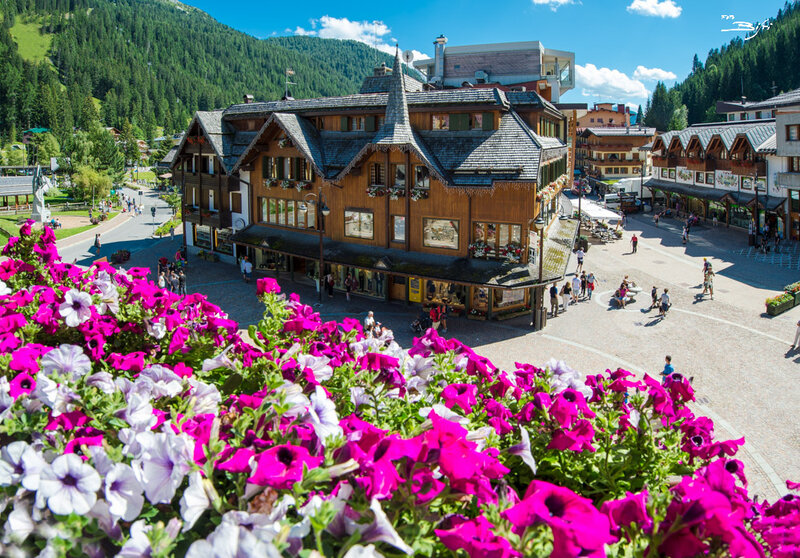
[59,200,800,502]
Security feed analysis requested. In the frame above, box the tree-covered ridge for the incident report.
[674,0,800,125]
[0,0,397,142]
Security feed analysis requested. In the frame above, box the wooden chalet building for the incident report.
[170,51,576,321]
[645,120,786,233]
[577,127,656,179]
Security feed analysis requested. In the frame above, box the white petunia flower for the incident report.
[134,431,193,504]
[40,344,92,381]
[0,280,11,297]
[145,318,167,340]
[274,382,310,417]
[180,471,211,531]
[418,404,469,425]
[123,392,156,431]
[33,374,79,417]
[85,372,116,394]
[105,463,144,521]
[88,499,122,540]
[350,386,374,411]
[138,365,183,399]
[307,385,342,443]
[0,441,29,486]
[294,354,333,382]
[507,428,537,475]
[404,354,435,380]
[58,289,94,327]
[345,498,413,555]
[116,520,153,558]
[202,346,236,373]
[2,501,34,544]
[185,511,282,558]
[343,545,386,558]
[188,378,221,415]
[37,454,101,516]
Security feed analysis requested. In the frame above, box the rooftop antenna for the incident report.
[284,68,296,100]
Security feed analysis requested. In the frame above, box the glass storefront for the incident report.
[730,204,751,229]
[214,228,234,255]
[708,201,727,224]
[255,250,288,272]
[494,288,527,310]
[471,287,489,313]
[424,280,466,310]
[328,264,386,298]
[194,225,212,249]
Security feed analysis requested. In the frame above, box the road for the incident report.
[58,186,175,267]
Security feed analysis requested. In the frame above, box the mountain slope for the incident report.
[0,0,396,138]
[674,0,800,124]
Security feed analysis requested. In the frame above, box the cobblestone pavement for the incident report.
[113,211,799,502]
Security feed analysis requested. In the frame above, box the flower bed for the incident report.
[367,185,387,197]
[785,282,800,306]
[766,292,794,316]
[0,221,798,557]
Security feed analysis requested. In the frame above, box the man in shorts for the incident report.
[659,288,671,317]
[575,248,585,273]
[242,257,253,283]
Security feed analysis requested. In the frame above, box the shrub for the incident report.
[784,282,800,294]
[0,221,797,557]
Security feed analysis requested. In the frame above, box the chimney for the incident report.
[243,94,254,104]
[374,62,391,77]
[432,34,447,84]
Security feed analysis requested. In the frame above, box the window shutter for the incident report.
[482,112,494,131]
[293,158,302,179]
[450,114,468,131]
[365,116,376,132]
[261,156,269,179]
[340,116,349,131]
[276,157,284,179]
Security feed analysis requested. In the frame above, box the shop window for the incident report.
[194,225,212,249]
[495,288,526,309]
[277,200,286,225]
[370,163,385,186]
[392,215,406,242]
[392,164,406,188]
[706,172,715,184]
[214,228,234,255]
[268,199,278,223]
[425,280,466,308]
[790,157,800,172]
[306,202,316,230]
[473,222,522,260]
[432,114,449,130]
[297,203,307,228]
[696,172,704,184]
[415,166,430,189]
[423,218,459,250]
[791,191,800,212]
[231,192,242,213]
[472,287,489,312]
[788,125,800,141]
[344,210,374,239]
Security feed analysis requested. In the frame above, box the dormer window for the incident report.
[353,117,365,131]
[432,114,449,130]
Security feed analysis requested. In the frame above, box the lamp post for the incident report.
[302,192,330,303]
[753,166,760,247]
[530,216,545,330]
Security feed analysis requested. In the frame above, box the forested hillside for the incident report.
[0,0,396,142]
[675,0,800,124]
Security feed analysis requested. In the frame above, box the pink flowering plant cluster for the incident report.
[0,222,799,557]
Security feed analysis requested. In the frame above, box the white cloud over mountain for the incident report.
[633,65,678,81]
[575,63,650,101]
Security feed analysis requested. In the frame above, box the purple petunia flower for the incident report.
[58,289,94,327]
[37,453,101,516]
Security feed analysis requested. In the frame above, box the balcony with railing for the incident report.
[183,205,201,224]
[686,158,714,172]
[730,160,766,176]
[652,155,677,167]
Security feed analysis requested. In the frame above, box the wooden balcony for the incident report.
[183,205,201,225]
[652,155,676,167]
[686,158,714,171]
[730,160,766,176]
[199,210,231,229]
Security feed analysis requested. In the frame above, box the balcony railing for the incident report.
[686,158,714,172]
[730,160,766,176]
[652,156,676,167]
[183,205,201,224]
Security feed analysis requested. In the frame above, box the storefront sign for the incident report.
[408,277,422,303]
[676,167,693,184]
[495,288,526,308]
[715,170,737,191]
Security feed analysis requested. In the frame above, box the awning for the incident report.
[731,192,786,211]
[643,179,731,203]
[577,198,622,222]
[230,218,579,289]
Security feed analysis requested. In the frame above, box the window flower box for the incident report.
[264,179,278,188]
[766,292,794,316]
[499,242,523,263]
[295,182,312,192]
[410,187,429,201]
[367,185,387,197]
[389,186,405,200]
[468,241,490,259]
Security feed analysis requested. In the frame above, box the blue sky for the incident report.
[184,0,788,110]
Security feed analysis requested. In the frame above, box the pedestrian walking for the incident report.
[660,355,675,383]
[580,271,587,298]
[440,304,449,333]
[325,273,334,298]
[178,270,187,296]
[364,311,376,337]
[681,227,688,245]
[571,275,581,304]
[93,233,101,254]
[621,213,627,228]
[712,213,718,227]
[169,271,179,293]
[631,234,638,253]
[170,225,175,240]
[560,280,571,312]
[792,320,800,351]
[575,248,585,273]
[659,288,671,317]
[344,273,353,301]
[703,269,715,300]
[650,286,658,309]
[549,283,559,317]
[586,272,595,300]
[654,213,660,226]
[702,257,710,274]
[242,257,253,283]
[157,272,166,290]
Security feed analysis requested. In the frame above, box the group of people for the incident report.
[121,194,144,216]
[157,257,187,295]
[701,258,715,300]
[650,286,672,317]
[48,217,62,229]
[550,271,596,317]
[363,311,392,338]
[612,275,639,308]
[240,256,253,283]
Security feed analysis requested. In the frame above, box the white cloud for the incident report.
[626,0,682,18]
[288,16,429,63]
[575,63,650,101]
[531,0,576,10]
[633,65,677,81]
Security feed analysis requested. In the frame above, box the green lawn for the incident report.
[128,170,156,182]
[0,212,119,240]
[9,20,52,64]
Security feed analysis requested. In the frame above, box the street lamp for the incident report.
[301,192,330,303]
[530,216,545,330]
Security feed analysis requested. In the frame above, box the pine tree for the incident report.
[636,105,644,125]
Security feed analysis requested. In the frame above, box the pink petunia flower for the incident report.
[247,444,322,490]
